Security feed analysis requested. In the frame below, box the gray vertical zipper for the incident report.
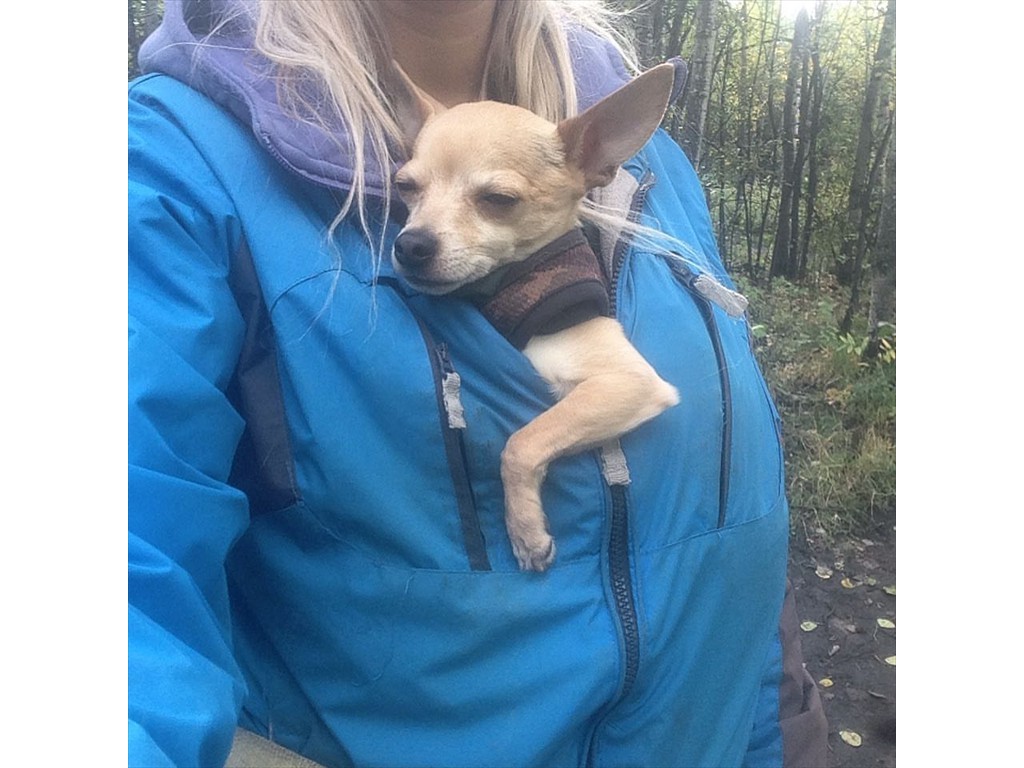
[601,170,655,697]
[588,170,743,764]
[583,173,651,768]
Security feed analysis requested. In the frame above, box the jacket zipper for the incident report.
[384,279,491,571]
[587,182,739,761]
[585,478,640,768]
[607,483,640,692]
[673,264,734,528]
[607,172,656,312]
[698,297,732,527]
[584,171,652,768]
[600,171,655,703]
[586,172,655,754]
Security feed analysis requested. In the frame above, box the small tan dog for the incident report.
[392,64,680,571]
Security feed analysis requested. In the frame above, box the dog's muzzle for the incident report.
[394,228,439,268]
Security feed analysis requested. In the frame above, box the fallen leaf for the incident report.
[839,730,863,747]
[884,655,896,666]
[841,577,858,589]
[819,677,834,688]
[828,644,840,657]
[883,585,896,596]
[877,618,895,629]
[833,559,845,571]
[815,565,833,579]
[800,621,818,632]
[864,576,878,587]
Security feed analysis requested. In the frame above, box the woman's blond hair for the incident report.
[253,0,637,262]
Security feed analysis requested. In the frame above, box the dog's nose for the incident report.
[394,228,438,267]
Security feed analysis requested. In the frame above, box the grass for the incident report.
[735,275,896,543]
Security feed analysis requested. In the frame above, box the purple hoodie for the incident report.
[139,0,682,199]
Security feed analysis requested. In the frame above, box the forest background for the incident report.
[129,0,897,544]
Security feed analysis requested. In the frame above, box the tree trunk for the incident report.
[739,180,753,273]
[717,24,732,268]
[839,0,895,333]
[736,0,754,274]
[665,0,689,59]
[799,35,824,280]
[789,11,813,277]
[680,0,718,169]
[867,116,896,341]
[650,0,666,62]
[755,1,782,275]
[633,0,656,68]
[769,9,809,280]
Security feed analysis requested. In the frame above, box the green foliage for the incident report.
[632,0,892,286]
[737,275,895,541]
[835,325,893,363]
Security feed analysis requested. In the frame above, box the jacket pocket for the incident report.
[607,245,786,550]
[675,268,734,529]
[259,269,493,571]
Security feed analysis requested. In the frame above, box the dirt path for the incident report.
[788,523,896,767]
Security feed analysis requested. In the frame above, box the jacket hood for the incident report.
[139,0,685,197]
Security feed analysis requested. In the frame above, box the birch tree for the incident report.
[839,0,895,333]
[867,116,895,344]
[680,0,719,168]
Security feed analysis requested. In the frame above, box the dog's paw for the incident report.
[509,527,557,572]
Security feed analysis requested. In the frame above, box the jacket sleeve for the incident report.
[128,81,252,767]
[743,581,829,768]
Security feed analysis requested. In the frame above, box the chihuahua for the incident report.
[391,64,680,572]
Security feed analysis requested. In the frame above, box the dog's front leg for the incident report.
[501,435,558,572]
[503,318,680,571]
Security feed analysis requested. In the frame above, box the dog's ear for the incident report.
[390,61,446,154]
[558,63,675,189]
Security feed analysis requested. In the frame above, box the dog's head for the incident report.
[390,63,675,295]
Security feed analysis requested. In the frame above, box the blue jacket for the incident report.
[129,2,825,766]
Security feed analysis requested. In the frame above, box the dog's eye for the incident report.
[480,192,520,208]
[394,177,419,196]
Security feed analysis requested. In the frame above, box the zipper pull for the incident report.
[666,255,749,317]
[599,440,632,487]
[691,274,749,318]
[435,343,468,430]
